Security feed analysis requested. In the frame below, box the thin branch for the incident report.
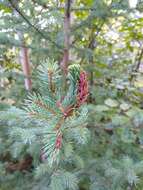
[135,48,143,72]
[8,0,63,51]
[0,39,51,52]
[72,21,104,52]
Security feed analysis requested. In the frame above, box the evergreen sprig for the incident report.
[1,59,90,168]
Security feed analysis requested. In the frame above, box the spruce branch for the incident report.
[8,0,63,51]
[1,60,89,168]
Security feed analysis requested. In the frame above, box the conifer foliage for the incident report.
[0,59,90,189]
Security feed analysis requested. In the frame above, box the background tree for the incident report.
[1,0,143,190]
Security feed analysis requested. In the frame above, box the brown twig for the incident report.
[60,0,72,75]
[135,48,143,72]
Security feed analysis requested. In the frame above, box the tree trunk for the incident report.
[13,0,32,90]
[60,0,72,75]
[19,42,32,90]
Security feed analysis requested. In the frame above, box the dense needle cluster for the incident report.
[4,61,89,167]
[53,69,89,155]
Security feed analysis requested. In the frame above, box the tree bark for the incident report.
[19,41,32,91]
[13,0,32,90]
[60,0,72,75]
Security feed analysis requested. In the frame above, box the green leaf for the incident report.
[133,112,143,127]
[119,128,136,143]
[120,103,131,111]
[112,115,130,126]
[94,105,110,112]
[104,98,119,108]
[0,3,12,13]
